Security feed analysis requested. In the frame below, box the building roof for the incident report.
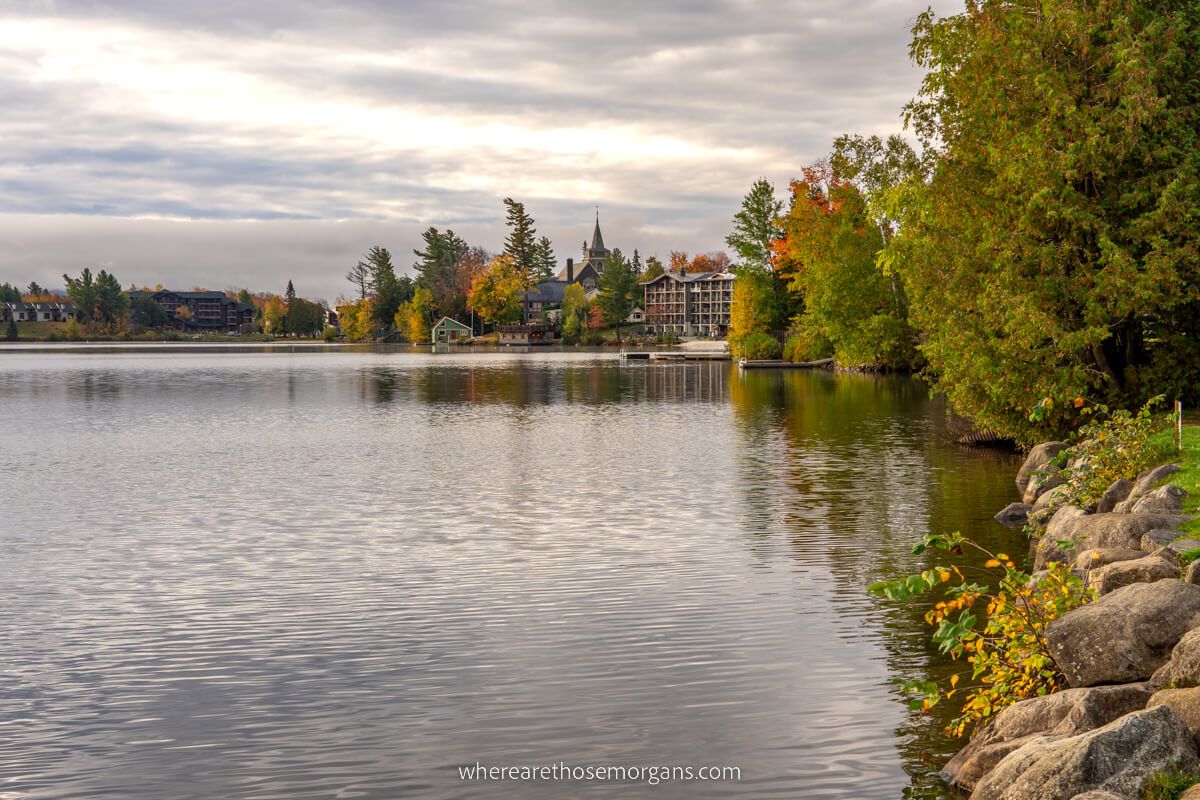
[432,315,471,330]
[524,280,568,304]
[640,271,736,285]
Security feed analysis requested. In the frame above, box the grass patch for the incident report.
[1149,422,1200,536]
[1143,765,1200,800]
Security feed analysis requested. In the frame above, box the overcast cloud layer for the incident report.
[0,0,960,301]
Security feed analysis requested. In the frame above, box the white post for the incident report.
[1178,399,1184,452]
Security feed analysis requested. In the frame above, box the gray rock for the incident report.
[1030,484,1072,525]
[1187,560,1200,586]
[940,684,1152,792]
[1152,629,1200,690]
[996,502,1033,524]
[1068,793,1128,800]
[1131,463,1183,501]
[1169,539,1200,556]
[1046,505,1088,536]
[1017,441,1068,494]
[1143,529,1186,551]
[971,705,1199,800]
[1149,687,1200,742]
[1047,580,1200,687]
[1096,478,1134,514]
[1085,554,1179,596]
[1131,484,1189,515]
[1035,513,1191,569]
[1026,465,1067,506]
[1074,547,1146,571]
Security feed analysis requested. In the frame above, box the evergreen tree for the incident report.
[0,282,20,303]
[285,280,296,305]
[532,236,556,283]
[5,316,17,341]
[502,197,538,284]
[413,227,470,315]
[26,281,44,297]
[725,178,783,271]
[236,288,253,306]
[640,256,665,282]
[597,248,635,343]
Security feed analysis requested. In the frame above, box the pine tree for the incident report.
[345,261,370,300]
[285,280,296,305]
[502,197,537,284]
[5,317,17,341]
[532,236,556,283]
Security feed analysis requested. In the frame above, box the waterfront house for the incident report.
[497,322,555,345]
[2,301,77,323]
[642,270,735,337]
[432,316,472,343]
[129,290,255,332]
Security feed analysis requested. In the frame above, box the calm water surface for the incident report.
[0,348,1022,799]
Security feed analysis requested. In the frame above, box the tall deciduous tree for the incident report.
[890,0,1200,441]
[468,255,525,325]
[725,178,783,271]
[640,256,665,282]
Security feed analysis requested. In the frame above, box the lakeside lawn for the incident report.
[1150,421,1200,535]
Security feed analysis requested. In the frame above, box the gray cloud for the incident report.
[0,0,962,301]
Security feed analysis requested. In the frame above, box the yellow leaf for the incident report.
[950,674,960,688]
[984,559,1001,568]
[996,553,1008,561]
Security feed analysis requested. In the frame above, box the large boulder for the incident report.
[1170,540,1200,557]
[1026,467,1068,506]
[1115,464,1183,512]
[996,502,1033,524]
[1187,560,1200,587]
[1096,479,1134,514]
[1143,528,1186,551]
[1149,688,1200,743]
[1017,442,1068,495]
[1183,785,1200,800]
[1130,484,1189,516]
[1068,793,1126,800]
[1073,547,1146,572]
[1034,513,1191,569]
[1030,484,1072,525]
[1085,553,1179,596]
[940,684,1152,792]
[1151,629,1200,690]
[1047,580,1200,687]
[970,705,1200,800]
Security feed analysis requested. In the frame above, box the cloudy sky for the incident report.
[0,0,959,302]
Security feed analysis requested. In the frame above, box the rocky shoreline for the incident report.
[944,443,1200,799]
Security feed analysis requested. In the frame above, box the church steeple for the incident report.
[589,211,606,254]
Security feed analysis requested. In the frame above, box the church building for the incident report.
[523,215,612,322]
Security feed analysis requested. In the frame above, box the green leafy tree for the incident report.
[129,295,169,329]
[236,288,253,307]
[285,297,325,338]
[597,248,635,343]
[775,161,916,369]
[502,198,538,283]
[725,178,783,271]
[889,1,1200,442]
[639,255,665,282]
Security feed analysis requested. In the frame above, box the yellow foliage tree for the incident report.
[394,286,433,343]
[467,255,526,325]
[336,298,375,341]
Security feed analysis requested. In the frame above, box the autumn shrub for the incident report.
[734,332,781,360]
[1038,396,1170,511]
[782,322,833,363]
[870,531,1093,738]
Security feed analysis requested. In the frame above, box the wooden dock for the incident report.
[619,350,731,362]
[738,357,834,370]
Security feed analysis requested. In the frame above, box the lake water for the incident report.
[0,347,1022,799]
